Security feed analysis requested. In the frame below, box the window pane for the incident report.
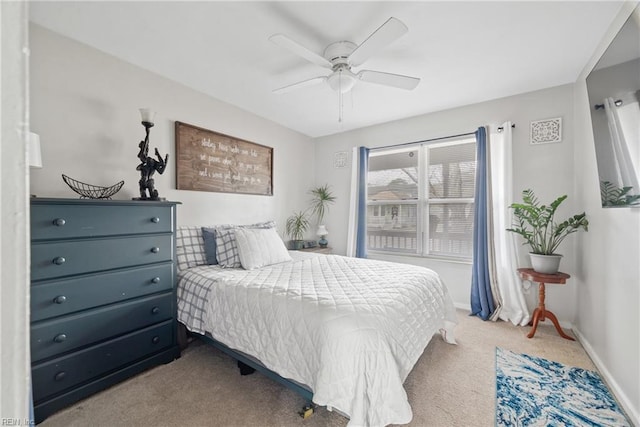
[428,142,476,199]
[368,150,418,201]
[367,203,418,254]
[428,202,474,258]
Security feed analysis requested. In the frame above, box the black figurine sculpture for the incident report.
[135,110,168,200]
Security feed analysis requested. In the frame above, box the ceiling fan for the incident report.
[270,17,420,96]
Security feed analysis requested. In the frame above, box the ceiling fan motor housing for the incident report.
[323,41,357,65]
[324,41,358,93]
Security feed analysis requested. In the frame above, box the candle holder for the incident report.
[134,108,168,200]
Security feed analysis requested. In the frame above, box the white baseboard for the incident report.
[574,327,639,426]
[454,302,471,311]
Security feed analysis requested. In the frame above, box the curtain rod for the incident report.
[370,130,477,152]
[594,100,622,110]
[371,123,516,151]
[497,123,516,132]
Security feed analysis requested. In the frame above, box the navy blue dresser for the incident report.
[30,198,181,423]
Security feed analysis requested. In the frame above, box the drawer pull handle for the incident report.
[53,333,67,343]
[54,371,66,382]
[150,247,160,254]
[53,256,66,265]
[151,217,160,223]
[53,218,66,227]
[151,277,161,284]
[152,336,160,344]
[53,295,67,304]
[151,306,160,315]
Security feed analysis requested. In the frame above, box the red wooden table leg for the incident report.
[527,307,541,338]
[527,283,547,339]
[544,310,575,341]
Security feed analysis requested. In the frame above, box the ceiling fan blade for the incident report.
[273,76,327,94]
[269,34,332,68]
[358,70,420,90]
[348,17,408,67]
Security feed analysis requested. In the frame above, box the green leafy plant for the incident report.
[285,210,310,242]
[600,181,640,206]
[309,184,336,225]
[507,189,589,255]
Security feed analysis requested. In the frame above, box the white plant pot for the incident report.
[530,253,563,274]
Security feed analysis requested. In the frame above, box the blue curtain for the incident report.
[470,127,495,320]
[355,146,369,258]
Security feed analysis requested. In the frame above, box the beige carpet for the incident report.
[40,309,594,427]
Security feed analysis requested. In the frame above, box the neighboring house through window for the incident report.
[367,136,476,260]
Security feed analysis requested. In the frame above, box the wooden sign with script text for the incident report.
[175,121,273,196]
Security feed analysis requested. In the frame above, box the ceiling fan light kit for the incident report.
[327,67,357,93]
[270,17,420,122]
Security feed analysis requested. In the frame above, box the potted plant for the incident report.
[507,189,589,274]
[309,184,336,225]
[285,210,310,250]
[309,184,336,247]
[600,181,640,207]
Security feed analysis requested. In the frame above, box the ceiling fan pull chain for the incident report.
[338,69,343,123]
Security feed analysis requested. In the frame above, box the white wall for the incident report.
[29,24,315,232]
[314,85,579,320]
[1,1,31,420]
[573,2,640,423]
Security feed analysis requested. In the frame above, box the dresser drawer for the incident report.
[31,203,172,240]
[32,234,173,281]
[32,320,173,403]
[32,293,173,362]
[31,263,174,322]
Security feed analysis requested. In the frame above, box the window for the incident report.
[366,137,476,260]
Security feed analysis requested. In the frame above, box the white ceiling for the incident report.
[29,1,625,138]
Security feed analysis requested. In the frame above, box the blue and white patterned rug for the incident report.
[496,348,630,426]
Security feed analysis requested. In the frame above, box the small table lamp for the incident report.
[29,132,42,197]
[317,225,329,248]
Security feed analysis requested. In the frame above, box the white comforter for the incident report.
[177,252,457,426]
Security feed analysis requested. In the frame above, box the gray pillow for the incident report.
[201,227,218,265]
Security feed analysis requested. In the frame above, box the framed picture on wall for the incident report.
[530,117,562,145]
[175,121,273,196]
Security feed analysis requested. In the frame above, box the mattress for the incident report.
[177,251,457,426]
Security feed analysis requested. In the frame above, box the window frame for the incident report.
[366,136,477,262]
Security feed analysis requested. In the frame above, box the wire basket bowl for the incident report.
[62,174,124,199]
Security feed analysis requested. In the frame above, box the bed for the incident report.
[175,225,458,426]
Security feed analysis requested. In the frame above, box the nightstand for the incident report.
[298,246,333,254]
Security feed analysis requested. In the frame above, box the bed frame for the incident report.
[178,323,315,416]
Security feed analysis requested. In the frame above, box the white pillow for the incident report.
[234,227,292,270]
[214,221,277,268]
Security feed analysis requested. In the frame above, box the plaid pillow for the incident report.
[215,228,242,268]
[175,226,207,271]
[215,221,276,268]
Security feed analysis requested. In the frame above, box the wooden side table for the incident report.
[517,268,575,341]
